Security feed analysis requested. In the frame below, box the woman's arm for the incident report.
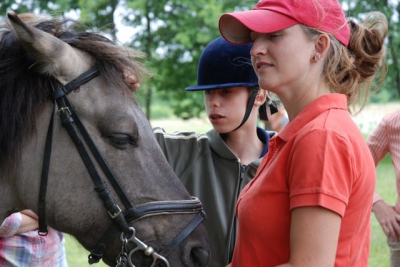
[276,206,341,267]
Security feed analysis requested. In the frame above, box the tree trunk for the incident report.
[388,35,400,97]
[144,1,152,120]
[109,0,118,43]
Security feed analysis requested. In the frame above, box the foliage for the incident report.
[0,0,399,119]
[369,153,396,267]
[119,0,256,119]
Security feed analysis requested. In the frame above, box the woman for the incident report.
[218,0,387,266]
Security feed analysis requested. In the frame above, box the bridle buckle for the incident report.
[108,205,122,219]
[57,106,71,116]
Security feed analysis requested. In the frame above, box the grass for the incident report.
[369,154,396,266]
[65,235,107,267]
[64,117,397,266]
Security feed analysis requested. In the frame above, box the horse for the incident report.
[0,12,210,267]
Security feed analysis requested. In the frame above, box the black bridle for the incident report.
[38,67,206,267]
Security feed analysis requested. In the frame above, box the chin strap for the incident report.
[231,87,259,132]
[230,87,278,133]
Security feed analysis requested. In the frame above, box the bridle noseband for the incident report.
[38,67,206,267]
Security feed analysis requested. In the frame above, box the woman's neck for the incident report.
[280,81,331,121]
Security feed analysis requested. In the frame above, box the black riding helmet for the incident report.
[185,37,272,132]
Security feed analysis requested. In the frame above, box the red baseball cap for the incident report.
[219,0,350,47]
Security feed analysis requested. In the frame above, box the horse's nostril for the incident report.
[190,247,210,267]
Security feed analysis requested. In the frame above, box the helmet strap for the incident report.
[221,87,280,134]
[230,87,259,132]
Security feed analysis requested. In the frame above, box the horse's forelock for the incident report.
[0,13,149,171]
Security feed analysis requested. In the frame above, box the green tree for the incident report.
[121,0,400,118]
[121,0,255,119]
[1,0,117,45]
[1,0,251,119]
[2,0,399,118]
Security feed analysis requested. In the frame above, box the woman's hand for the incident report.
[373,200,400,241]
[16,210,39,234]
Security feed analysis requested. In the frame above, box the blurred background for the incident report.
[1,0,398,121]
[1,0,398,266]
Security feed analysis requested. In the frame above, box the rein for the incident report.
[38,67,206,267]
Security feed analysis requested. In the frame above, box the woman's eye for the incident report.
[105,134,137,149]
[268,33,281,39]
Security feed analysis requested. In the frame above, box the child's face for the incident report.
[204,87,250,133]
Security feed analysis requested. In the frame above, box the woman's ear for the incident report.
[254,89,268,107]
[312,33,330,62]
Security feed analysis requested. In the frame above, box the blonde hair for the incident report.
[303,11,388,114]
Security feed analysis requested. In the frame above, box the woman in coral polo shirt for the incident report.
[218,0,388,266]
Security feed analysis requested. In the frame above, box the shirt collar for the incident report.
[278,94,348,142]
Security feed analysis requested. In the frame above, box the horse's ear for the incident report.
[7,11,92,84]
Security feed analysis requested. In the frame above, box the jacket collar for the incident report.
[207,127,271,160]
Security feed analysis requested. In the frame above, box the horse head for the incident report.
[0,12,209,266]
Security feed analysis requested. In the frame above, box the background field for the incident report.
[65,103,399,266]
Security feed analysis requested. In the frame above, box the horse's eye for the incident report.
[105,134,137,149]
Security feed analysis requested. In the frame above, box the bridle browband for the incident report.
[38,66,206,267]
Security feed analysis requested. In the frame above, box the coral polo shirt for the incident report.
[232,94,375,267]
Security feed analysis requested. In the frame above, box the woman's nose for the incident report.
[251,38,267,57]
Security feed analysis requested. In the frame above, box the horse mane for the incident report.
[0,13,149,172]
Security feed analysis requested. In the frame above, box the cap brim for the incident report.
[185,82,258,91]
[219,10,299,45]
